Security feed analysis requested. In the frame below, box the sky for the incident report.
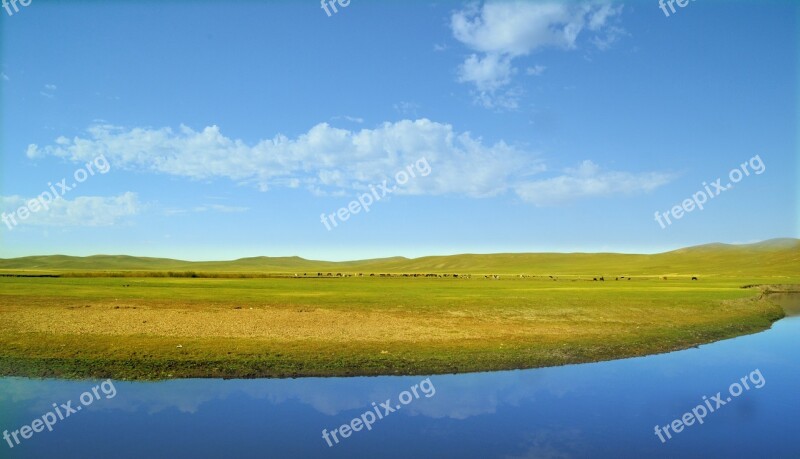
[0,0,797,261]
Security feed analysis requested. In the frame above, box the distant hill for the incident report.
[0,238,797,277]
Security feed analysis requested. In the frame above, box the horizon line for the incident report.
[1,237,797,264]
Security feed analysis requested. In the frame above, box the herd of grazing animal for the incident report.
[272,273,702,281]
[286,273,699,281]
[118,273,700,285]
[293,273,536,280]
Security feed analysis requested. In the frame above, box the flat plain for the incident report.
[0,239,797,380]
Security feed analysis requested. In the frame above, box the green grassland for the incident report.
[0,239,797,380]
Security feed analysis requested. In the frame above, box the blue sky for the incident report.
[1,0,797,260]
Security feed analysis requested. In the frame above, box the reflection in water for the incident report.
[1,296,798,458]
[767,292,800,316]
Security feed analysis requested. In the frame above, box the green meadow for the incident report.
[0,239,797,380]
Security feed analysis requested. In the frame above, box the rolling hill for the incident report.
[0,238,797,277]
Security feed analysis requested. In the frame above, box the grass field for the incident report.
[0,239,797,380]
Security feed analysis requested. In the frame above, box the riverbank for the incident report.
[0,277,792,380]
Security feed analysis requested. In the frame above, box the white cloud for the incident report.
[393,101,420,117]
[203,204,249,213]
[526,65,547,76]
[1,72,9,81]
[458,53,515,92]
[451,1,623,107]
[514,160,674,206]
[474,86,523,110]
[587,3,623,32]
[165,204,249,216]
[1,192,141,228]
[40,83,57,98]
[26,143,47,159]
[29,122,672,205]
[591,25,626,51]
[29,120,545,198]
[453,2,581,55]
[332,115,364,124]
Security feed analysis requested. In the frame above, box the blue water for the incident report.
[1,296,798,459]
